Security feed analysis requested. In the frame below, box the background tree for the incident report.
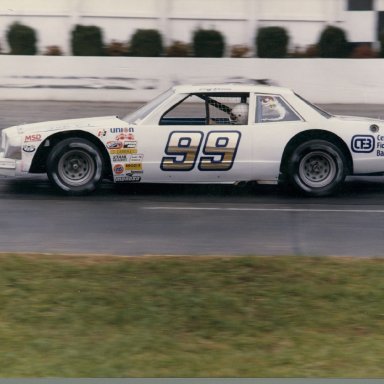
[129,29,163,57]
[6,22,37,55]
[71,25,104,56]
[192,29,225,57]
[317,25,349,58]
[379,32,384,58]
[256,26,289,58]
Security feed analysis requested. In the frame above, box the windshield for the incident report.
[123,89,174,124]
[295,93,332,119]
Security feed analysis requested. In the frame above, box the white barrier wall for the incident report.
[1,56,384,104]
[0,0,344,55]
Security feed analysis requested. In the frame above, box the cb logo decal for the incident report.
[351,135,374,153]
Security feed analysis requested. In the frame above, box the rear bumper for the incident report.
[0,152,19,176]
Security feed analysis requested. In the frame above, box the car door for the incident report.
[249,93,306,181]
[138,92,255,183]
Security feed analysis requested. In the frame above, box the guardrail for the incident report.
[0,56,383,104]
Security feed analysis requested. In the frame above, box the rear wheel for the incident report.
[47,138,103,195]
[287,140,347,196]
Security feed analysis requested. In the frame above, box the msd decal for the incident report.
[24,134,42,142]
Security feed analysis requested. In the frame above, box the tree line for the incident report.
[3,21,384,58]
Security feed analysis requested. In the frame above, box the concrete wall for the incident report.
[0,0,371,56]
[1,55,384,104]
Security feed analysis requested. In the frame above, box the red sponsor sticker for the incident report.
[24,134,42,142]
[116,133,135,141]
[107,141,123,149]
[113,164,124,175]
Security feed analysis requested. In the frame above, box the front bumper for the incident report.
[0,152,20,176]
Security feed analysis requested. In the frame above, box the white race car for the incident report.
[0,83,383,196]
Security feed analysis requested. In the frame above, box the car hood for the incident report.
[9,116,122,135]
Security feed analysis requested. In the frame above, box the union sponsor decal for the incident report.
[110,127,124,133]
[110,127,134,133]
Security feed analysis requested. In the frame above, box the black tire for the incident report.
[287,140,347,197]
[47,138,103,195]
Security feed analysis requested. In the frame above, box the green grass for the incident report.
[0,253,384,377]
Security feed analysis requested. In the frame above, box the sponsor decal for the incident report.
[130,154,144,162]
[115,175,142,182]
[123,141,137,149]
[112,154,128,162]
[109,149,138,155]
[116,133,135,141]
[113,164,124,175]
[351,135,375,153]
[125,163,143,171]
[24,134,42,142]
[23,144,36,153]
[110,128,124,133]
[376,134,384,157]
[106,141,123,149]
[98,129,107,137]
[110,127,133,134]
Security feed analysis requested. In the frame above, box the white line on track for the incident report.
[143,206,384,213]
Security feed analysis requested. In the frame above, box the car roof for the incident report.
[172,83,294,95]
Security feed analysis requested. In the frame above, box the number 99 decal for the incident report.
[161,131,241,171]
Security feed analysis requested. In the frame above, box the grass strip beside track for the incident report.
[0,253,383,377]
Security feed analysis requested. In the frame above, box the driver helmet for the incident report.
[261,96,278,110]
[230,103,249,124]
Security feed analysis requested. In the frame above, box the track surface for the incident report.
[1,101,384,257]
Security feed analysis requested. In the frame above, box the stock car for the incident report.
[0,83,383,196]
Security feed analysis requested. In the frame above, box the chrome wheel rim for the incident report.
[57,149,95,186]
[299,151,336,188]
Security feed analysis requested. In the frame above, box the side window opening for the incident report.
[256,95,301,123]
[160,93,249,125]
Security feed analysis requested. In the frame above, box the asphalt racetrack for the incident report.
[1,101,384,257]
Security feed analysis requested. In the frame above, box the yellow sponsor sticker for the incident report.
[109,149,138,155]
[125,163,143,171]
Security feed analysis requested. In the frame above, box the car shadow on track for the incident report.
[0,176,282,200]
[2,175,384,203]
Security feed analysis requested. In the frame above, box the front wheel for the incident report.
[47,138,104,195]
[287,140,347,197]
